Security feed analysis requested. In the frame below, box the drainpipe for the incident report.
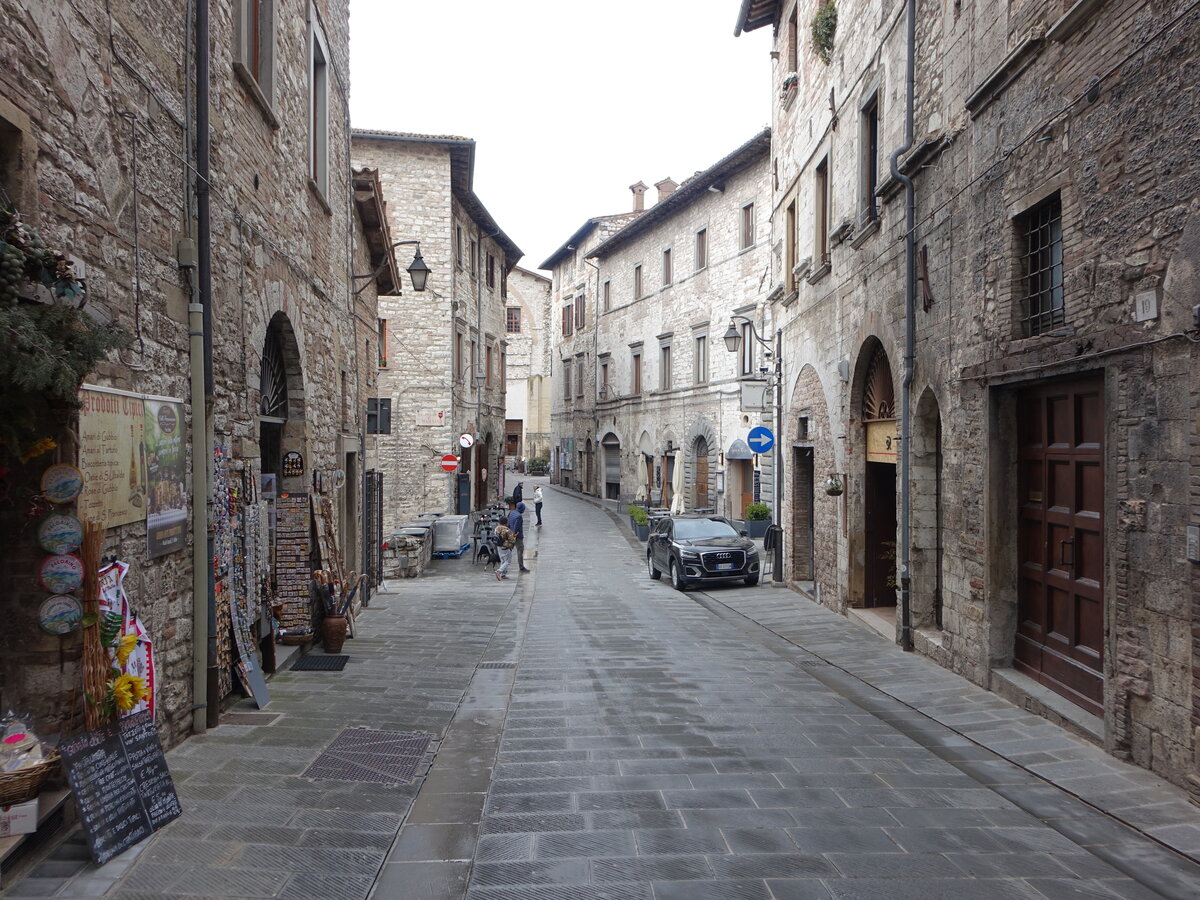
[190,0,214,732]
[772,326,784,583]
[888,0,916,652]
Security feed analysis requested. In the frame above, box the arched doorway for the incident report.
[693,437,710,510]
[259,313,306,486]
[585,438,594,495]
[602,433,621,500]
[859,342,898,609]
[912,388,943,629]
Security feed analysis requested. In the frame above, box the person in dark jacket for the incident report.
[509,501,530,573]
[512,482,524,504]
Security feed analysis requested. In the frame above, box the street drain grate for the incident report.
[479,662,516,669]
[221,712,281,726]
[303,727,433,785]
[292,654,350,671]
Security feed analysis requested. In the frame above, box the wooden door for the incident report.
[738,460,753,517]
[695,450,709,510]
[1015,377,1104,716]
[864,461,896,607]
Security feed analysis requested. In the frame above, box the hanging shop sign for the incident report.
[866,420,899,464]
[39,553,84,594]
[40,464,84,504]
[144,398,186,558]
[37,513,84,554]
[38,594,83,634]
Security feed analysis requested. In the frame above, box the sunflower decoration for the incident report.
[116,632,139,667]
[103,672,147,717]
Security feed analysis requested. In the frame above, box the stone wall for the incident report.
[504,267,552,462]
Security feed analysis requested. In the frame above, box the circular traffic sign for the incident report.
[747,425,775,454]
[459,433,475,449]
[440,454,460,473]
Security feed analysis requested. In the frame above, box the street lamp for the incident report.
[353,239,431,294]
[725,314,784,584]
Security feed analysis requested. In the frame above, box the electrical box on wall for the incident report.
[366,398,392,434]
[740,379,769,412]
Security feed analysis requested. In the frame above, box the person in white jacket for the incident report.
[533,486,544,527]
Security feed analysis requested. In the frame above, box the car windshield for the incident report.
[673,518,738,540]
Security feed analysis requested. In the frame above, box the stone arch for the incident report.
[259,312,307,490]
[911,386,944,630]
[601,430,622,500]
[688,418,718,511]
[786,363,838,595]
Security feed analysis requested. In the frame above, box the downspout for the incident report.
[190,0,213,733]
[888,0,916,652]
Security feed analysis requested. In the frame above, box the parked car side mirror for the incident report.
[740,530,749,537]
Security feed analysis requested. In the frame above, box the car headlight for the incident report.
[679,549,701,561]
[746,548,759,559]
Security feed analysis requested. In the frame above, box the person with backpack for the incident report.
[493,500,519,580]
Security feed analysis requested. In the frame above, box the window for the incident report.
[506,307,522,333]
[308,12,329,196]
[575,358,584,397]
[861,96,880,224]
[741,203,755,250]
[634,264,643,299]
[663,248,673,286]
[563,361,571,400]
[501,268,508,298]
[739,322,754,376]
[603,280,611,312]
[1017,193,1064,337]
[469,240,477,278]
[235,0,275,110]
[660,344,672,390]
[600,361,610,397]
[575,295,586,329]
[787,5,798,72]
[486,253,496,289]
[632,350,642,394]
[455,225,463,268]
[562,303,574,337]
[694,333,708,384]
[501,351,506,392]
[377,318,387,367]
[815,157,830,265]
[470,340,478,381]
[695,228,708,271]
[340,370,349,430]
[455,332,464,381]
[785,200,797,292]
[486,345,494,387]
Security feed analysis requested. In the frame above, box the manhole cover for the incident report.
[479,662,516,669]
[292,654,350,671]
[221,712,281,726]
[303,728,433,785]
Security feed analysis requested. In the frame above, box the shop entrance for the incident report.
[1014,376,1105,716]
[864,462,897,607]
[693,437,710,510]
[792,447,814,581]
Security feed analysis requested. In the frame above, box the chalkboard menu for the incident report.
[59,709,181,864]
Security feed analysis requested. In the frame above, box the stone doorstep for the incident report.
[845,605,898,643]
[990,666,1105,744]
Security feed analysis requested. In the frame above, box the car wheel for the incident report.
[744,573,760,587]
[670,560,689,592]
[647,553,661,580]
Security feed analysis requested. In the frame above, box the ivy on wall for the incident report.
[812,1,838,65]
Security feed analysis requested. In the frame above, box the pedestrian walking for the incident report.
[534,485,544,527]
[512,481,524,504]
[493,500,519,580]
[510,501,530,573]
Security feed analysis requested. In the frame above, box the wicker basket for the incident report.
[278,632,313,646]
[0,747,60,805]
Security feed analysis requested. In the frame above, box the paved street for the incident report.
[12,481,1200,898]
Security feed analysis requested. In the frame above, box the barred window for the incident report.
[506,307,521,333]
[1018,193,1064,337]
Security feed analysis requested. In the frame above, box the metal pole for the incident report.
[772,328,784,583]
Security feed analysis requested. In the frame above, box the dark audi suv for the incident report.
[647,515,760,591]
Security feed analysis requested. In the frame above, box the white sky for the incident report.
[348,0,771,271]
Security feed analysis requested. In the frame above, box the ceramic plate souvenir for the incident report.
[39,553,85,594]
[38,513,84,555]
[40,464,84,504]
[39,594,84,634]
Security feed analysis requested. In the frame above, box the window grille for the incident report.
[1018,194,1064,337]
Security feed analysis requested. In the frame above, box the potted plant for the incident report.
[742,503,772,539]
[628,504,651,541]
[825,474,844,496]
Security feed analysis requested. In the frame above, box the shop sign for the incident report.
[144,398,186,558]
[282,451,304,477]
[866,420,898,463]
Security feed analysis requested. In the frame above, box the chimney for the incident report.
[655,177,678,204]
[630,181,648,212]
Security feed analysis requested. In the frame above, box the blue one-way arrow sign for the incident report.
[747,426,775,454]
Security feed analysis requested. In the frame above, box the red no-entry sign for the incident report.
[440,454,460,473]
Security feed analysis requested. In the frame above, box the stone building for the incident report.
[546,134,775,522]
[351,130,522,532]
[736,0,1200,792]
[0,0,382,747]
[503,266,552,466]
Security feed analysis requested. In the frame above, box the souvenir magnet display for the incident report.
[40,464,84,504]
[39,594,83,634]
[39,553,85,594]
[38,513,85,555]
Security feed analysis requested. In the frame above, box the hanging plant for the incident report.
[825,474,844,496]
[0,204,130,461]
[812,1,838,65]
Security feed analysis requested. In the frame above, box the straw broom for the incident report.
[80,521,107,730]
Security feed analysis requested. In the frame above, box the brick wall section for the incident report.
[755,0,1200,789]
[0,0,371,747]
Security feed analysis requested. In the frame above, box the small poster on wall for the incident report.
[144,399,187,558]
